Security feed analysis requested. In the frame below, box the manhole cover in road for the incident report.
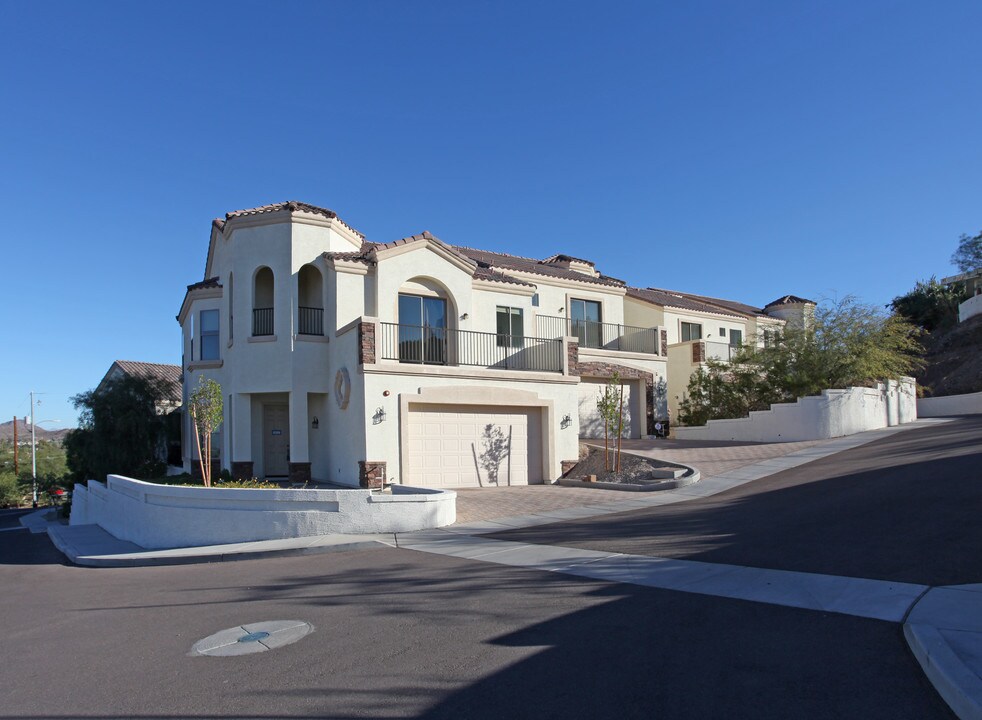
[190,621,314,657]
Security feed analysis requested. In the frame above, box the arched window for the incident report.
[297,264,324,336]
[253,266,274,336]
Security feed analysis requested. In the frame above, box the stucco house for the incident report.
[624,289,815,420]
[178,201,670,489]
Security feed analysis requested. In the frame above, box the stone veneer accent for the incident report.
[660,329,668,357]
[574,360,657,436]
[359,321,376,364]
[289,462,312,485]
[567,339,580,376]
[692,342,706,364]
[231,461,254,481]
[358,460,386,489]
[560,460,579,477]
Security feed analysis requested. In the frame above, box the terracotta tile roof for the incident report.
[186,277,221,291]
[626,287,745,318]
[102,361,182,403]
[473,266,537,287]
[213,201,364,238]
[657,289,772,319]
[765,294,816,308]
[453,246,625,287]
[540,253,596,267]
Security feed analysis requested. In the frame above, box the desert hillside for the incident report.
[917,313,982,397]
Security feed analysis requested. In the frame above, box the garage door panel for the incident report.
[406,404,542,488]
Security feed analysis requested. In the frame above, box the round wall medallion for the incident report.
[335,367,351,410]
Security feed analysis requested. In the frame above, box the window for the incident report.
[570,298,602,348]
[496,306,524,347]
[719,327,726,337]
[200,309,220,360]
[729,329,743,347]
[681,322,702,342]
[531,293,540,307]
[398,294,447,364]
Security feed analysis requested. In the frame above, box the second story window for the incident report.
[681,321,702,342]
[496,306,524,347]
[729,329,743,347]
[570,298,602,348]
[200,309,220,361]
[398,294,447,364]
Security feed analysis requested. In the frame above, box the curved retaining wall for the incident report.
[70,475,456,550]
[674,379,917,443]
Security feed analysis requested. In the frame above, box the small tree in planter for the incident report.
[596,372,626,472]
[188,377,223,487]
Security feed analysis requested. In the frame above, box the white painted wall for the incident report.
[70,475,455,550]
[674,379,917,442]
[959,294,982,323]
[917,391,982,417]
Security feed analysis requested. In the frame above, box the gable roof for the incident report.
[626,287,746,318]
[453,246,625,287]
[98,361,182,402]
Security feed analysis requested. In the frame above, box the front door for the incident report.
[263,404,289,477]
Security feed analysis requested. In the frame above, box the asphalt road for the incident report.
[492,415,982,586]
[0,533,952,719]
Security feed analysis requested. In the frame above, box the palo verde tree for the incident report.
[678,296,923,426]
[188,376,223,487]
[65,375,173,482]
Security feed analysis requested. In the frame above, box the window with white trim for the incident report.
[681,321,702,342]
[200,309,220,361]
[496,306,524,347]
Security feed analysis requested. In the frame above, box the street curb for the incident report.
[558,464,700,492]
[905,622,982,720]
[47,525,395,568]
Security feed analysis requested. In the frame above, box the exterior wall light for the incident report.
[312,416,319,429]
[561,414,572,430]
[460,313,469,320]
[373,407,387,425]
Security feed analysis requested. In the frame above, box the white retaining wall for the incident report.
[959,294,982,323]
[917,391,982,417]
[70,475,456,550]
[674,379,917,443]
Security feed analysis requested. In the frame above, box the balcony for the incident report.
[536,315,660,355]
[704,341,738,362]
[379,323,563,373]
[252,307,274,337]
[298,306,324,336]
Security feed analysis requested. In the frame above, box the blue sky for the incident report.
[2,0,980,429]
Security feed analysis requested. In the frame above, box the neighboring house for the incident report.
[624,288,814,421]
[177,201,669,489]
[97,360,183,410]
[97,360,183,465]
[942,269,982,323]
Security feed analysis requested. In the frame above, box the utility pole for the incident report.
[12,415,17,475]
[31,391,37,509]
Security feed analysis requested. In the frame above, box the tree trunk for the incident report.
[191,407,207,486]
[616,384,625,472]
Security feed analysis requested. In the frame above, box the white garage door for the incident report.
[578,379,638,439]
[406,404,542,488]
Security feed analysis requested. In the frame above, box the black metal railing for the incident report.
[298,306,323,336]
[379,323,563,372]
[252,307,274,336]
[536,315,659,354]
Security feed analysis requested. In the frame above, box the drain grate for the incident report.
[190,621,313,657]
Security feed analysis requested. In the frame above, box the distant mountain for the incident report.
[0,419,72,443]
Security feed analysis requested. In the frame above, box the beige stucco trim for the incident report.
[295,334,329,344]
[365,361,579,385]
[578,346,668,365]
[373,239,477,275]
[330,259,370,276]
[247,334,277,343]
[188,360,224,371]
[177,286,223,325]
[336,316,369,338]
[472,278,537,296]
[399,386,557,486]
